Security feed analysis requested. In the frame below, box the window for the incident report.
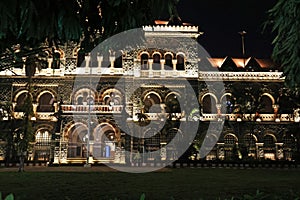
[114,51,123,68]
[143,93,161,113]
[264,134,276,148]
[243,134,256,147]
[141,53,149,70]
[34,129,51,161]
[164,54,173,70]
[202,95,217,114]
[67,126,88,158]
[165,93,181,113]
[52,52,61,69]
[221,95,234,114]
[224,134,237,145]
[15,92,31,112]
[176,54,185,70]
[152,53,161,70]
[259,95,273,114]
[37,92,55,112]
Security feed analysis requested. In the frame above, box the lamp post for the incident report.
[238,31,247,67]
[84,62,92,168]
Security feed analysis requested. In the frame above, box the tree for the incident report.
[0,0,180,71]
[266,0,300,88]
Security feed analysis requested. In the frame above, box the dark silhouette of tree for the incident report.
[0,0,180,72]
[266,0,300,88]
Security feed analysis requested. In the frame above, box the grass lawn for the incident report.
[0,167,300,200]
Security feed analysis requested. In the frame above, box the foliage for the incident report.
[0,193,14,200]
[0,0,179,72]
[266,0,300,88]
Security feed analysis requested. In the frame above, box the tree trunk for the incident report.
[18,154,25,172]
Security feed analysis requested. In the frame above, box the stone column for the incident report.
[172,59,177,76]
[148,59,153,77]
[161,59,165,77]
[97,55,103,73]
[110,56,115,74]
[84,54,91,74]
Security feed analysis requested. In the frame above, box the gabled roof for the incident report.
[199,57,279,72]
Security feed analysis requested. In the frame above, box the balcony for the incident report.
[61,105,123,114]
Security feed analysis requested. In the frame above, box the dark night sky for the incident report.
[176,0,277,58]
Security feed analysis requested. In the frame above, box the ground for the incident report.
[0,165,299,200]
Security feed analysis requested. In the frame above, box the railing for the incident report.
[201,113,296,122]
[61,105,123,113]
[198,72,284,81]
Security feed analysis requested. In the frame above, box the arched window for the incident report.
[15,92,31,112]
[243,134,256,148]
[114,51,123,68]
[93,124,116,158]
[52,51,61,69]
[224,134,238,160]
[144,130,161,160]
[221,94,235,114]
[258,95,273,114]
[176,54,185,70]
[202,95,217,114]
[101,88,123,106]
[143,93,161,113]
[164,54,173,70]
[152,53,161,70]
[37,92,55,112]
[34,129,51,161]
[263,134,276,148]
[67,125,88,158]
[224,134,237,145]
[165,93,181,113]
[77,50,85,67]
[141,53,149,70]
[263,134,276,160]
[73,88,95,105]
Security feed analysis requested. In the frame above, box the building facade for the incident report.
[0,23,299,165]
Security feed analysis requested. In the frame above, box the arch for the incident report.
[114,50,123,68]
[99,88,124,106]
[65,122,88,158]
[52,50,63,69]
[14,90,32,112]
[165,92,181,102]
[263,133,277,144]
[260,93,275,105]
[164,53,173,70]
[140,52,150,70]
[152,52,161,70]
[92,122,119,142]
[72,87,96,105]
[73,46,80,58]
[244,133,258,142]
[220,93,235,114]
[224,133,238,144]
[263,133,277,160]
[92,122,119,158]
[37,91,55,112]
[165,92,181,113]
[258,93,275,114]
[144,129,161,161]
[166,128,183,144]
[33,128,52,161]
[201,93,218,114]
[143,91,162,113]
[176,53,185,70]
